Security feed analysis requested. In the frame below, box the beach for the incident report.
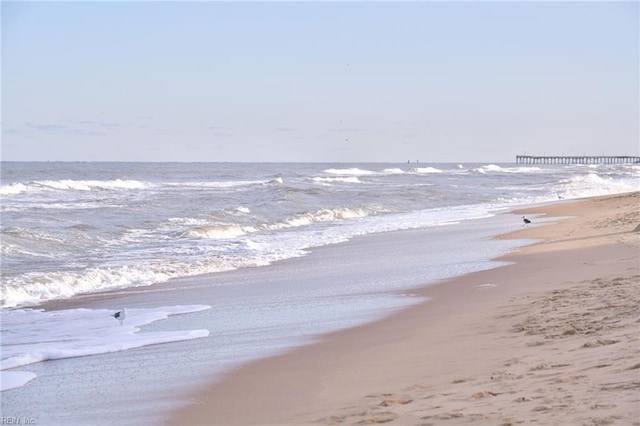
[171,191,640,425]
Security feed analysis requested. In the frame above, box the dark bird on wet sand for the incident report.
[522,216,531,225]
[112,308,127,325]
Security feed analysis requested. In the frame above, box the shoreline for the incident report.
[169,192,640,425]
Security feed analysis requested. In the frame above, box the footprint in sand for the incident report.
[583,339,619,348]
[423,412,465,420]
[378,398,413,407]
[355,411,398,424]
[364,393,393,398]
[472,391,499,400]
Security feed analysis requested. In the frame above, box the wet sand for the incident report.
[170,192,640,425]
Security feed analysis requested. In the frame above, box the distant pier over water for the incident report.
[516,155,640,165]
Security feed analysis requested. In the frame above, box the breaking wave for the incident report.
[185,224,252,239]
[555,173,640,199]
[324,168,376,176]
[473,164,543,174]
[0,179,151,195]
[267,207,368,229]
[410,167,443,174]
[313,176,362,184]
[185,207,370,240]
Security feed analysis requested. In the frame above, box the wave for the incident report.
[184,207,370,240]
[473,164,502,174]
[1,227,69,258]
[313,176,362,184]
[1,249,284,308]
[0,183,30,195]
[323,168,376,176]
[2,176,286,197]
[2,205,375,307]
[185,224,252,239]
[1,241,58,258]
[271,207,368,229]
[555,172,640,199]
[2,267,169,308]
[473,164,543,174]
[166,178,281,188]
[410,167,443,174]
[0,179,151,195]
[382,168,405,174]
[3,227,66,244]
[2,201,119,212]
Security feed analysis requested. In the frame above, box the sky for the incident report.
[2,1,638,163]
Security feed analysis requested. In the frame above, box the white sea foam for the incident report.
[0,183,30,195]
[0,179,152,198]
[183,207,371,241]
[382,168,405,174]
[2,268,165,308]
[266,207,368,230]
[555,173,639,199]
[474,164,543,174]
[0,305,210,391]
[165,179,272,188]
[313,176,362,184]
[168,217,210,226]
[410,167,443,174]
[474,164,504,174]
[1,371,37,391]
[49,179,147,191]
[269,177,284,184]
[324,167,376,176]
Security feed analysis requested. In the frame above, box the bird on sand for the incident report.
[111,308,127,325]
[522,216,531,226]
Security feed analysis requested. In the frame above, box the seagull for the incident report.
[111,308,127,325]
[522,216,531,226]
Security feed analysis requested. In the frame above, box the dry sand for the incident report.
[170,192,640,426]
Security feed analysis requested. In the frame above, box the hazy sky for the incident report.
[2,1,638,162]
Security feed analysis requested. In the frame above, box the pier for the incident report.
[516,155,640,165]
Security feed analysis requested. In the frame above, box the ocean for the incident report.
[1,161,638,424]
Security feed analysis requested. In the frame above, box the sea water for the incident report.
[1,162,638,424]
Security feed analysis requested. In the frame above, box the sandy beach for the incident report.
[170,192,639,426]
